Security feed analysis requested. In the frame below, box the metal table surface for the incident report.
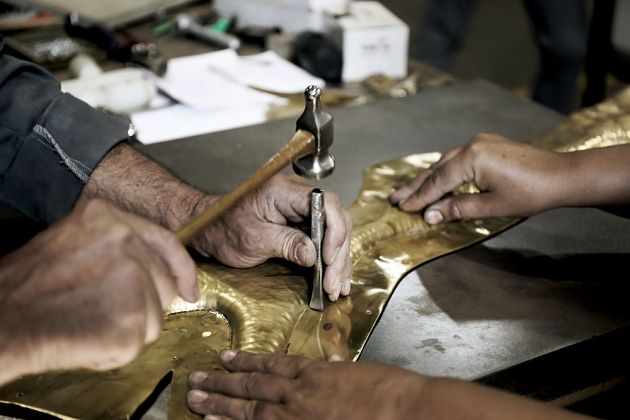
[136,79,630,399]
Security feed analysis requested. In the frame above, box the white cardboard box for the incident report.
[331,1,409,82]
[214,0,349,33]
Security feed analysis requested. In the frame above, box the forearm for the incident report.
[81,143,212,231]
[416,377,591,420]
[0,253,36,386]
[556,144,630,209]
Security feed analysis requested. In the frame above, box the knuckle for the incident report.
[245,400,269,420]
[449,200,464,220]
[276,230,300,257]
[106,223,137,247]
[117,259,148,285]
[470,132,493,144]
[201,393,220,412]
[242,372,261,396]
[240,230,263,253]
[263,355,280,372]
[428,170,442,190]
[467,133,499,156]
[466,138,485,156]
[154,223,177,242]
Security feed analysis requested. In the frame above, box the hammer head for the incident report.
[293,86,335,180]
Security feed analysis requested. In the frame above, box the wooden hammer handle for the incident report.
[176,129,316,245]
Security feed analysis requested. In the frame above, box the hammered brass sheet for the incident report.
[3,86,630,419]
[532,87,630,151]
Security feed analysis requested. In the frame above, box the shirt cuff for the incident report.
[0,93,130,224]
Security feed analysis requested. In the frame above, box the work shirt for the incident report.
[0,36,129,224]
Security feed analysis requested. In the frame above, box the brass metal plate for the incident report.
[3,86,630,418]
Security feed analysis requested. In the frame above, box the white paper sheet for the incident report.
[132,50,322,144]
[131,104,267,144]
[156,50,289,108]
[209,50,325,94]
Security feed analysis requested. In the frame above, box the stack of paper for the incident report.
[131,50,325,144]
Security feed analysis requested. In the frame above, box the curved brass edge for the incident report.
[5,85,630,419]
[287,153,518,362]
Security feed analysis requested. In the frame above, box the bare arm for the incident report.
[80,143,206,232]
[81,144,352,300]
[390,133,630,224]
[417,377,589,420]
[186,351,591,420]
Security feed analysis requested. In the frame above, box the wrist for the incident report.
[162,187,208,233]
[550,150,599,209]
[536,151,578,211]
[186,194,222,257]
[556,146,630,208]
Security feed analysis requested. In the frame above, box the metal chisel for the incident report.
[309,188,326,311]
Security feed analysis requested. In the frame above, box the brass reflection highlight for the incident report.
[4,86,630,418]
[0,154,515,420]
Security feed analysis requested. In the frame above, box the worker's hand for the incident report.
[193,175,352,301]
[0,199,197,385]
[389,134,569,223]
[187,350,427,419]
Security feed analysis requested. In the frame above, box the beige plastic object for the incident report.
[62,54,156,113]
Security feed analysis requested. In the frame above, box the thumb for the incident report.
[424,193,499,224]
[271,226,316,267]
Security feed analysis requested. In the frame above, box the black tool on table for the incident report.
[64,13,168,76]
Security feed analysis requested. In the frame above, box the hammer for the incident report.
[176,86,334,309]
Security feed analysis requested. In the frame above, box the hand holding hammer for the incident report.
[176,86,339,310]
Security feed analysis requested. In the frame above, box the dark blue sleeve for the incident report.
[0,36,130,224]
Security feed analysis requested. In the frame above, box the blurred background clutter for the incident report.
[3,1,630,419]
[1,0,628,138]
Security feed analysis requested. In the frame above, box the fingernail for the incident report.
[188,390,208,404]
[328,293,338,302]
[220,349,237,363]
[425,210,443,225]
[296,243,309,266]
[328,354,344,362]
[205,416,221,420]
[189,371,208,386]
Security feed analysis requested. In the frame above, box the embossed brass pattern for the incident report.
[532,88,630,152]
[0,154,515,419]
[4,86,630,418]
[0,311,231,419]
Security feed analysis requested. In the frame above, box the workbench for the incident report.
[135,79,630,414]
[0,1,625,417]
[1,78,629,419]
